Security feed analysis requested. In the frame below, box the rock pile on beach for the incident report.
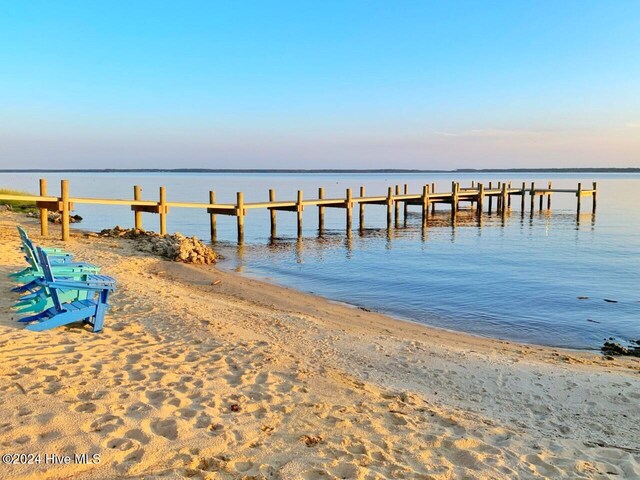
[25,211,83,223]
[98,226,217,264]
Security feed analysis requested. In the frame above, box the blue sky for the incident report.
[0,1,638,169]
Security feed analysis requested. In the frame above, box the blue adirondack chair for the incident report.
[10,234,100,293]
[18,248,116,332]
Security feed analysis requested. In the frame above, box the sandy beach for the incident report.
[0,212,638,480]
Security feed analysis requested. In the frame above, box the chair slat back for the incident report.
[36,248,63,311]
[17,227,40,270]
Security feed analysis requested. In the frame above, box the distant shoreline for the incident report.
[1,168,639,174]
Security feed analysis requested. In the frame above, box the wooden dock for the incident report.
[0,179,597,244]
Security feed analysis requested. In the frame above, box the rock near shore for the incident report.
[25,211,83,223]
[98,226,217,264]
[601,340,640,357]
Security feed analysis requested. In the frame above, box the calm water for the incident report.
[2,172,639,349]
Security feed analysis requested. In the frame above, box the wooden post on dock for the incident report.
[236,192,245,244]
[488,181,493,213]
[269,189,276,237]
[159,186,167,235]
[134,185,143,230]
[477,183,484,214]
[296,190,303,237]
[576,183,582,214]
[318,187,325,232]
[61,179,70,241]
[359,186,365,229]
[39,179,48,237]
[421,184,430,225]
[431,183,436,214]
[501,182,508,215]
[403,184,409,220]
[592,182,597,213]
[539,186,544,211]
[386,186,394,228]
[209,191,217,240]
[507,182,512,209]
[497,182,502,212]
[451,181,458,219]
[346,188,353,231]
[468,181,475,209]
[520,182,526,212]
[547,181,552,210]
[394,185,400,225]
[530,182,535,215]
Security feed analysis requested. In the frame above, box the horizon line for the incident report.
[0,167,639,174]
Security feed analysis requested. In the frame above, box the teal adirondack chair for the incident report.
[9,227,73,281]
[13,277,90,314]
[10,231,100,293]
[18,248,116,332]
[17,226,69,256]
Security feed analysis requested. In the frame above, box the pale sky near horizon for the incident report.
[1,1,639,169]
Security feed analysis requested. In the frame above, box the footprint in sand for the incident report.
[74,402,97,413]
[194,413,212,429]
[77,390,107,401]
[15,435,30,445]
[87,414,124,434]
[119,429,148,446]
[144,390,168,406]
[126,402,152,416]
[104,437,135,451]
[150,418,178,440]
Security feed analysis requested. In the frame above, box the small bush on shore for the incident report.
[0,188,37,213]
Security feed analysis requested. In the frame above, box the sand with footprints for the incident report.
[0,213,638,479]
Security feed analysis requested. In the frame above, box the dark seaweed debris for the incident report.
[601,339,640,357]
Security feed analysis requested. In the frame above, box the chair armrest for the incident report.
[47,280,115,292]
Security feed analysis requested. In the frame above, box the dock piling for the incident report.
[539,188,544,211]
[61,180,70,241]
[488,182,493,213]
[501,183,508,216]
[403,183,409,221]
[134,185,143,230]
[236,192,245,244]
[209,191,217,240]
[547,181,552,210]
[269,189,277,238]
[346,188,353,231]
[39,179,48,237]
[159,186,167,235]
[577,183,582,214]
[451,181,458,219]
[297,190,303,237]
[359,186,365,229]
[394,185,400,225]
[530,182,536,216]
[318,187,325,232]
[386,187,393,228]
[422,184,430,225]
[520,182,526,213]
[592,182,597,213]
[431,183,436,213]
[477,183,484,214]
